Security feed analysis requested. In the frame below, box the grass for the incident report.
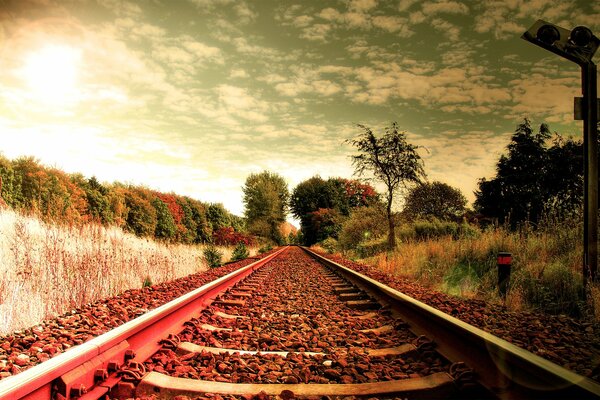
[356,220,597,319]
[0,208,256,335]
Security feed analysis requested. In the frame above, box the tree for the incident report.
[124,189,157,237]
[243,171,289,242]
[475,119,554,227]
[403,181,467,221]
[206,203,230,231]
[347,122,425,249]
[290,176,377,245]
[152,197,176,240]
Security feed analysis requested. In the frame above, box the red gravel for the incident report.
[0,252,277,380]
[316,250,600,380]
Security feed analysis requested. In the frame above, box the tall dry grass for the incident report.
[0,208,244,335]
[362,221,595,318]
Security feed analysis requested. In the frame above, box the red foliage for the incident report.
[212,226,256,246]
[344,180,377,207]
[154,192,185,225]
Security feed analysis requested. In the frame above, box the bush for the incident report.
[519,263,585,316]
[400,220,479,241]
[355,237,389,258]
[142,275,152,288]
[203,245,223,269]
[231,242,249,262]
[338,205,387,251]
[319,237,338,254]
[258,244,273,253]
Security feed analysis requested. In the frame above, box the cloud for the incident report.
[473,0,577,40]
[421,1,469,16]
[349,0,378,12]
[371,15,412,35]
[216,84,270,122]
[300,23,333,41]
[431,18,461,41]
[507,71,580,123]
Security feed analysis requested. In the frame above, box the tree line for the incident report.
[0,155,250,245]
[2,118,585,250]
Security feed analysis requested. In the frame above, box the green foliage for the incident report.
[516,263,585,316]
[207,203,231,231]
[203,245,223,268]
[355,237,389,258]
[186,198,212,243]
[124,189,157,237]
[142,275,153,288]
[319,237,339,254]
[403,181,467,221]
[243,171,289,242]
[258,244,273,254]
[290,176,377,245]
[152,197,176,240]
[79,176,114,224]
[230,242,249,262]
[475,119,583,228]
[347,122,426,249]
[339,205,388,251]
[399,220,480,241]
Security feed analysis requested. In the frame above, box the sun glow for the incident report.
[20,44,82,105]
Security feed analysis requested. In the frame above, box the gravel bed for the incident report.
[0,251,278,380]
[146,247,449,385]
[316,250,600,380]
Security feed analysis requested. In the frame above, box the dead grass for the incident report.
[360,222,593,319]
[0,208,253,335]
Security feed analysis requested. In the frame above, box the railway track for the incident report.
[1,246,600,399]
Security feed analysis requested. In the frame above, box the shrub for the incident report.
[142,275,152,288]
[403,220,479,241]
[258,244,273,254]
[338,205,387,251]
[355,237,389,258]
[230,242,249,262]
[203,245,223,269]
[519,263,585,316]
[319,237,338,254]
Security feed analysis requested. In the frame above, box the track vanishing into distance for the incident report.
[1,246,600,400]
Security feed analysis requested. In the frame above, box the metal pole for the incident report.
[582,61,598,287]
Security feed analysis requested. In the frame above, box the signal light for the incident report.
[570,26,593,47]
[536,24,560,45]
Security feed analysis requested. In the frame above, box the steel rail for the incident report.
[0,246,289,400]
[302,246,600,400]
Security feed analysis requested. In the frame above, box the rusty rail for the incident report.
[0,247,288,400]
[302,246,600,400]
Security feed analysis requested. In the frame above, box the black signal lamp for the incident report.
[536,24,560,45]
[570,26,593,47]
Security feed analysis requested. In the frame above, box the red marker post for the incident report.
[497,252,512,301]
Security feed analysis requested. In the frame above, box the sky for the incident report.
[0,0,599,224]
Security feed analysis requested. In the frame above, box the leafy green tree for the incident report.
[186,198,212,243]
[290,176,377,245]
[207,203,230,231]
[230,242,249,262]
[124,189,157,237]
[77,175,114,224]
[543,135,583,220]
[152,197,176,240]
[403,181,467,221]
[347,122,425,249]
[475,119,552,227]
[339,204,388,251]
[243,171,289,242]
[0,155,24,209]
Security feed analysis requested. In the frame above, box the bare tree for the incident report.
[347,123,426,249]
